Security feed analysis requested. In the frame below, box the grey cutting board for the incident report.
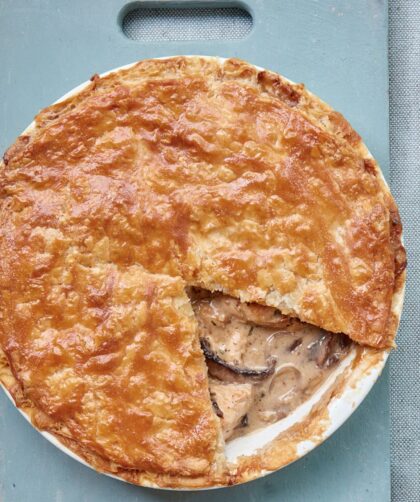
[0,1,390,501]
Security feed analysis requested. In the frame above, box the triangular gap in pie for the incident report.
[0,57,405,487]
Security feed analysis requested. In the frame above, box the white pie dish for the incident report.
[0,56,404,490]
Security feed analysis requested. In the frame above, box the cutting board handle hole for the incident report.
[120,2,253,42]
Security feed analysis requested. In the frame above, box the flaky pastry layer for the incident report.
[0,57,405,487]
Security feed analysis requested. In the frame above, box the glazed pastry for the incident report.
[0,57,406,487]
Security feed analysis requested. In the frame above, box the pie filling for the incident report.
[188,288,352,441]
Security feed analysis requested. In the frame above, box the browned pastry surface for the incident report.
[0,56,406,486]
[0,262,223,476]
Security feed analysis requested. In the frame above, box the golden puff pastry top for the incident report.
[0,261,222,477]
[0,57,405,479]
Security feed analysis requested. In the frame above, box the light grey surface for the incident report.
[122,6,252,41]
[0,1,393,501]
[389,2,420,501]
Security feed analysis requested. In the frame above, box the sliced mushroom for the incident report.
[193,294,280,376]
[307,334,332,367]
[210,392,224,418]
[307,332,351,368]
[238,303,293,328]
[288,337,303,352]
[206,359,254,384]
[201,338,276,379]
[324,333,351,368]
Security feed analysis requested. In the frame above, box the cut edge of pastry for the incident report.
[0,336,389,488]
[0,302,229,489]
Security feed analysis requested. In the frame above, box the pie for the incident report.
[0,57,406,488]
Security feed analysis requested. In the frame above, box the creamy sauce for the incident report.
[189,289,351,441]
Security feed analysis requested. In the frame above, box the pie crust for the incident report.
[0,57,406,488]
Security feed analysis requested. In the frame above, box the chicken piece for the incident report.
[209,380,254,440]
[194,297,254,367]
[193,295,278,374]
[193,295,242,327]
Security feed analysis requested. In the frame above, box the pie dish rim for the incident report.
[0,55,405,490]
